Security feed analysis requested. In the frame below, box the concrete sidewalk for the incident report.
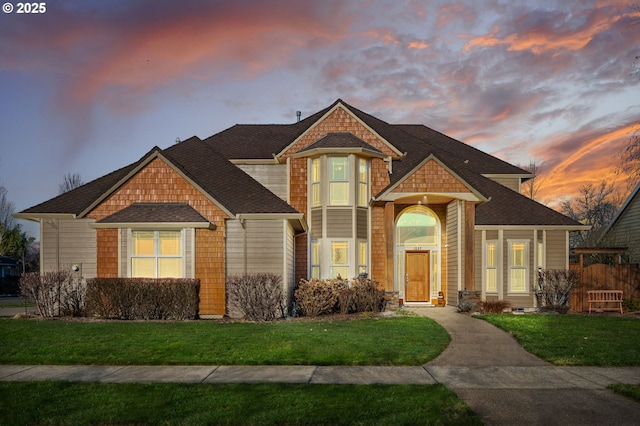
[1,305,639,425]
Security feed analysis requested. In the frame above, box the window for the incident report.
[358,241,367,275]
[508,240,528,292]
[131,230,182,278]
[537,241,544,269]
[396,210,438,246]
[311,158,321,207]
[330,241,349,278]
[329,157,349,205]
[311,240,321,279]
[358,158,368,207]
[485,241,497,293]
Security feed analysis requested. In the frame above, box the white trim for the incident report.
[375,192,482,202]
[498,229,504,300]
[507,239,529,294]
[91,222,215,230]
[476,225,590,231]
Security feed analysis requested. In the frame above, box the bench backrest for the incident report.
[587,290,623,301]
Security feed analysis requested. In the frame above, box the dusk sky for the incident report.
[1,0,639,238]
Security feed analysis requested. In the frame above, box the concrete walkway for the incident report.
[1,305,640,425]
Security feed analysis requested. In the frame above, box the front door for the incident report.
[405,251,430,302]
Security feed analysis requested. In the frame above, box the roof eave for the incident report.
[90,222,216,230]
[292,147,387,159]
[13,212,76,222]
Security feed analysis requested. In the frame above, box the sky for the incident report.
[1,0,639,239]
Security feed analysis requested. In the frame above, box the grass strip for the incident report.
[609,384,640,403]
[479,314,640,366]
[0,316,449,366]
[0,381,482,425]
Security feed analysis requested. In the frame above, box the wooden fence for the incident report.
[569,262,640,312]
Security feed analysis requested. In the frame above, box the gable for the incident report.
[87,157,231,226]
[393,158,472,194]
[277,104,402,160]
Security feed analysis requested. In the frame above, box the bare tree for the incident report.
[59,172,84,194]
[561,180,620,248]
[520,160,544,201]
[618,126,640,191]
[0,185,15,230]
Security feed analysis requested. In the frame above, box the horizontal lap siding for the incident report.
[237,164,288,201]
[226,220,245,276]
[545,230,567,270]
[326,208,352,238]
[446,201,459,306]
[41,218,97,277]
[245,219,284,274]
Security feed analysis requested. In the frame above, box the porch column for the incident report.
[384,201,395,292]
[464,201,475,290]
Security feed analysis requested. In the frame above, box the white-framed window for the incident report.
[131,230,183,278]
[358,241,368,275]
[311,240,321,279]
[330,241,349,278]
[537,240,544,269]
[508,240,529,293]
[311,157,321,207]
[485,240,498,293]
[358,158,368,207]
[329,156,349,205]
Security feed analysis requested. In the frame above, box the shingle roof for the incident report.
[17,99,580,228]
[19,137,299,217]
[97,203,209,223]
[296,132,385,154]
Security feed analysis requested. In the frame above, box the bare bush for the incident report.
[227,273,284,321]
[85,278,200,320]
[537,269,579,314]
[294,277,347,317]
[19,271,79,318]
[350,277,385,313]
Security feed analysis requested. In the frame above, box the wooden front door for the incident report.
[405,251,430,302]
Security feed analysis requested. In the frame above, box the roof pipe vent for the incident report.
[296,111,301,122]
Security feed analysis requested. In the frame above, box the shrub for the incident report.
[350,277,385,313]
[19,270,85,318]
[226,273,285,321]
[294,277,347,317]
[623,299,640,312]
[537,269,579,314]
[481,300,511,314]
[85,278,199,320]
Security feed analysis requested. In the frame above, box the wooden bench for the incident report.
[587,290,623,314]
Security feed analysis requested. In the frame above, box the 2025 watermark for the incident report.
[3,2,47,14]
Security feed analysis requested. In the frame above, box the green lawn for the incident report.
[0,316,449,365]
[480,314,640,366]
[0,381,482,425]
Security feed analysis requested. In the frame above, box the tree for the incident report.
[618,126,640,191]
[0,185,15,230]
[561,180,620,248]
[519,160,544,201]
[59,172,84,194]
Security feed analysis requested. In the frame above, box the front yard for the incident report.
[0,316,449,366]
[480,314,640,366]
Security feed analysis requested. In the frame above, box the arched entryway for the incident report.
[395,206,442,304]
